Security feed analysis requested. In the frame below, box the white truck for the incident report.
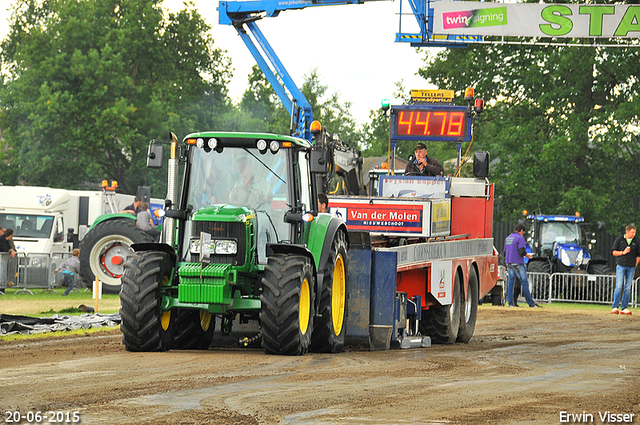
[0,184,163,293]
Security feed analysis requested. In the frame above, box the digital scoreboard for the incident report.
[390,105,472,142]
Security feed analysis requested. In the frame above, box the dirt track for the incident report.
[1,306,639,425]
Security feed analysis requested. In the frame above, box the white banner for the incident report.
[432,1,640,39]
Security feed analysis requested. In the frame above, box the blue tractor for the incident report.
[524,214,611,275]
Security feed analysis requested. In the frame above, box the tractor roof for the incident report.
[182,131,311,149]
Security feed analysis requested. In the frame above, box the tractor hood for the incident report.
[192,204,254,222]
[553,242,591,267]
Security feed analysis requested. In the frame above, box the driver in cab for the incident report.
[404,142,444,177]
[229,156,271,209]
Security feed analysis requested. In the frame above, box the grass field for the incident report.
[0,287,121,316]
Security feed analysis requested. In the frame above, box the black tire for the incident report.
[457,267,479,343]
[490,285,503,306]
[311,230,348,353]
[419,270,462,344]
[260,254,315,355]
[80,218,153,294]
[171,309,215,350]
[119,251,173,352]
[587,262,612,276]
[527,260,551,274]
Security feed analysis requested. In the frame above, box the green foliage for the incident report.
[420,40,640,233]
[0,0,233,196]
[238,65,290,133]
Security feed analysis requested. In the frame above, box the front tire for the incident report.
[260,254,315,355]
[80,218,153,294]
[457,267,479,343]
[119,251,173,352]
[419,270,462,344]
[311,230,348,353]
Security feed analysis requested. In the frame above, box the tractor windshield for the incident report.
[540,222,581,248]
[187,146,289,212]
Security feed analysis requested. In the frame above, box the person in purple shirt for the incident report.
[504,223,541,308]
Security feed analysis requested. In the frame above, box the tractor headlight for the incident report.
[189,238,201,254]
[189,238,237,255]
[559,249,571,266]
[575,249,584,266]
[214,239,237,255]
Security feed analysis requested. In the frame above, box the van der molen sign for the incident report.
[433,2,640,39]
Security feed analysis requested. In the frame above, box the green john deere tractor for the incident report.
[119,131,349,355]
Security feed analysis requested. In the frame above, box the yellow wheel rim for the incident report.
[200,311,213,332]
[332,254,346,335]
[299,278,311,334]
[161,310,171,331]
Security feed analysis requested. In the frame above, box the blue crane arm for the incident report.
[219,1,371,25]
[218,0,384,141]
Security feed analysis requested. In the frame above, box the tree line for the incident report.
[1,0,638,234]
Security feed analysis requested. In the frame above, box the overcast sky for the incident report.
[0,0,436,125]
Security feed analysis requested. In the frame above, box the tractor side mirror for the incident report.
[310,147,328,174]
[147,142,164,169]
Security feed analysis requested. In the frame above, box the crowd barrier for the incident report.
[527,271,638,307]
[1,252,73,294]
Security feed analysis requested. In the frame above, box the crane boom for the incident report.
[218,0,387,141]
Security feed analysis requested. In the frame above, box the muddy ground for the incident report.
[1,306,639,425]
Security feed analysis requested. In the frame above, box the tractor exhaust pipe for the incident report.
[165,132,179,248]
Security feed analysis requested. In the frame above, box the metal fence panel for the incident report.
[527,272,637,307]
[0,253,17,292]
[6,253,73,294]
[527,272,551,303]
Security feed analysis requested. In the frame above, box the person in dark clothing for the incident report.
[610,225,640,315]
[121,196,143,215]
[404,142,444,177]
[0,228,17,293]
[0,228,16,258]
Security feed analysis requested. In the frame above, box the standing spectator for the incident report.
[504,224,541,308]
[121,196,143,215]
[610,225,640,315]
[404,142,444,177]
[0,228,17,293]
[318,193,329,213]
[137,202,160,241]
[55,249,81,296]
[0,228,16,259]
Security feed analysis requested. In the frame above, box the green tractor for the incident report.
[119,131,349,355]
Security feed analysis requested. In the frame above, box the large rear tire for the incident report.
[419,270,462,344]
[528,260,551,274]
[311,230,348,353]
[457,267,479,343]
[171,309,215,350]
[80,218,153,294]
[119,251,173,352]
[260,254,315,355]
[587,262,611,276]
